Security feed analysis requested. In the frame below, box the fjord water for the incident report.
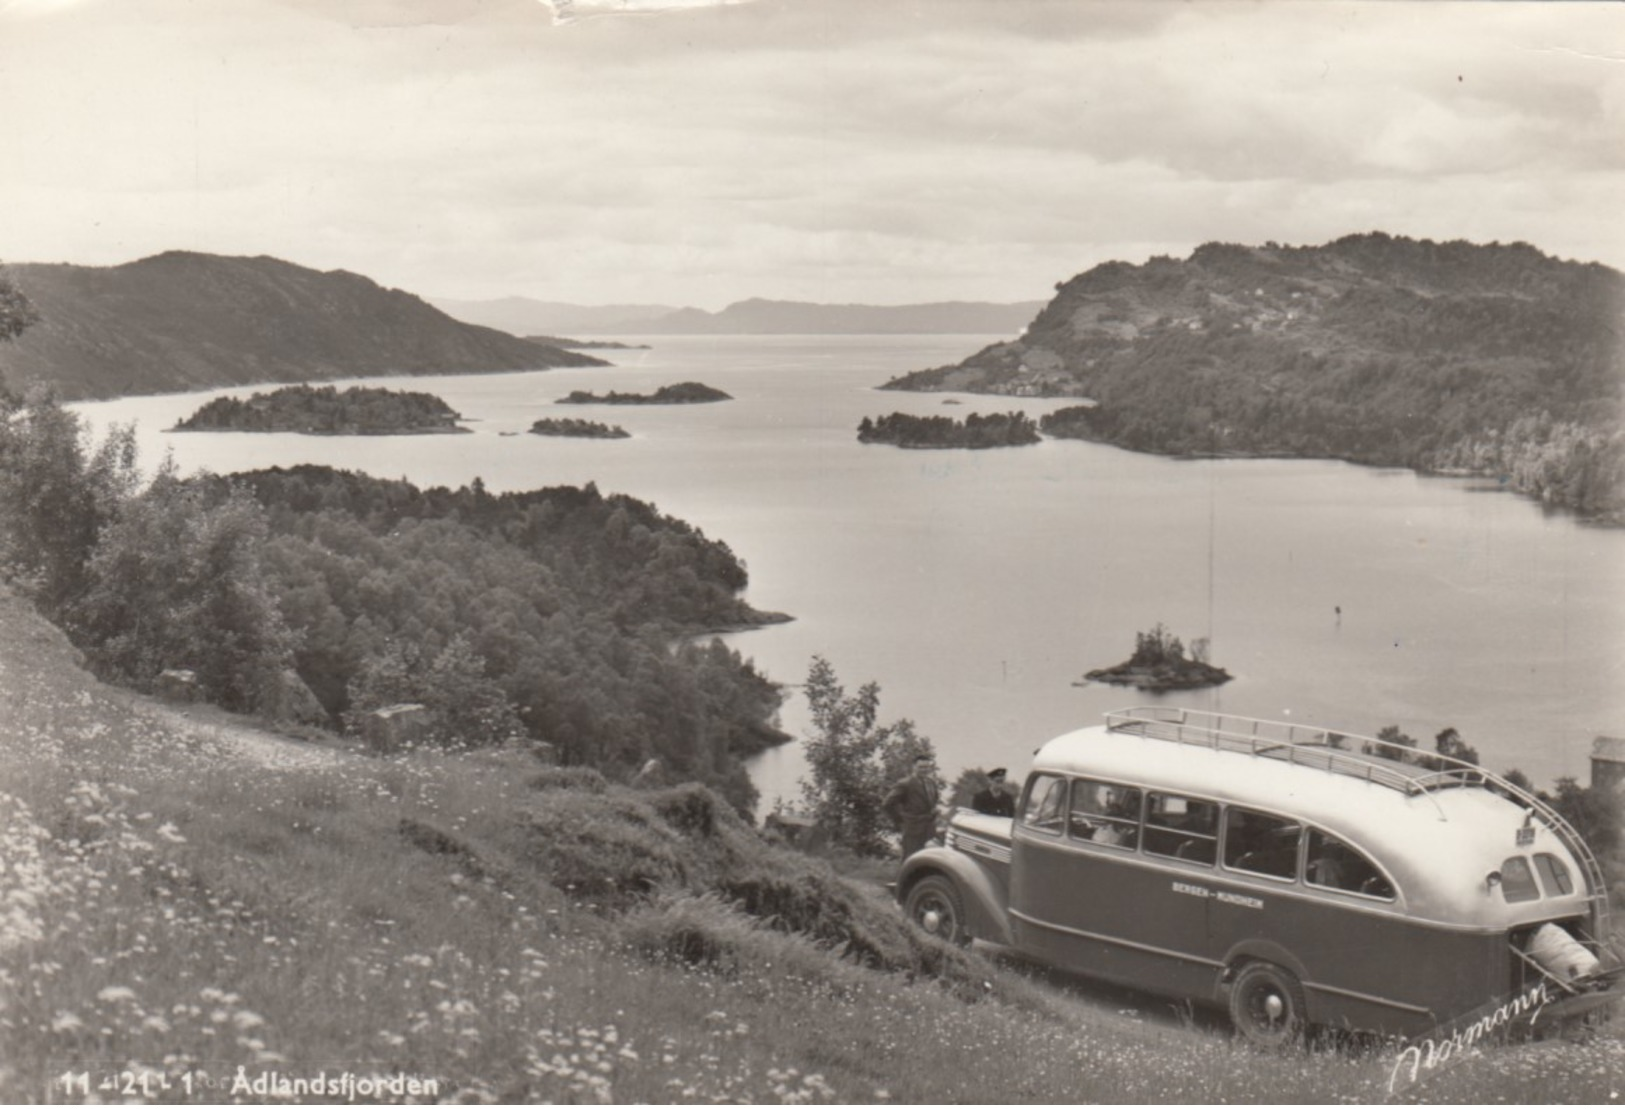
[72,335,1625,806]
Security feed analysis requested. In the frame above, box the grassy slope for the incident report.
[0,585,1618,1104]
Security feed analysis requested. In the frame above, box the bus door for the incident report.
[1209,806,1305,958]
[1135,790,1225,992]
[1009,772,1076,958]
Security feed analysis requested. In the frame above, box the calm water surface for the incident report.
[72,336,1625,806]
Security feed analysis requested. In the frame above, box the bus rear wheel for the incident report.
[903,875,970,946]
[1228,961,1307,1048]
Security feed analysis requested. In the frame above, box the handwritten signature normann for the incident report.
[1386,979,1552,1096]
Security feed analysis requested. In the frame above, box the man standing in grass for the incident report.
[884,753,941,859]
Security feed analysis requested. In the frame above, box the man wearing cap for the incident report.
[972,767,1017,817]
[883,752,941,859]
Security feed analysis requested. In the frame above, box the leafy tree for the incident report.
[1433,726,1479,766]
[1131,623,1186,667]
[0,273,38,341]
[72,465,295,714]
[344,634,522,748]
[797,656,940,856]
[1547,777,1621,859]
[1365,725,1420,764]
[1503,767,1536,794]
[0,395,139,617]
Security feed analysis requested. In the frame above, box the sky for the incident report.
[1,0,1622,308]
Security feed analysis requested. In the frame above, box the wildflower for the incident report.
[50,1012,83,1032]
[97,986,138,1004]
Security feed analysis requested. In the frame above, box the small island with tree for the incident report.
[173,384,468,436]
[529,417,630,439]
[1080,623,1232,691]
[557,382,731,405]
[857,411,1041,449]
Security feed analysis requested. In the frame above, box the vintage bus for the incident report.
[898,707,1621,1045]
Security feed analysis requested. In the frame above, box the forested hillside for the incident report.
[0,252,606,401]
[0,391,787,812]
[885,234,1625,520]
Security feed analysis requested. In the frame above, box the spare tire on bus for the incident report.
[903,874,971,947]
[1228,961,1307,1048]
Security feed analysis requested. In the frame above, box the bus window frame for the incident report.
[1533,852,1574,898]
[1019,773,1069,837]
[1065,777,1144,852]
[1142,790,1219,867]
[1303,825,1400,903]
[1499,855,1541,903]
[1220,806,1304,885]
[1021,771,1405,907]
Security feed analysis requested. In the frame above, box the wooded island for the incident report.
[529,417,631,439]
[173,384,468,435]
[558,382,731,405]
[857,411,1040,449]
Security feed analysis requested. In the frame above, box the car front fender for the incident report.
[897,846,1013,947]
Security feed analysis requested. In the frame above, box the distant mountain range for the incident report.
[885,233,1625,521]
[0,253,605,401]
[430,295,1045,337]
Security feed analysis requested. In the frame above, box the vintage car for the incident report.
[898,707,1621,1045]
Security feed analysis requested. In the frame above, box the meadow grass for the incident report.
[0,587,1618,1104]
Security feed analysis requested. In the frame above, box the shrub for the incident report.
[528,766,610,793]
[521,792,689,904]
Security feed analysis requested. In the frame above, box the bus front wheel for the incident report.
[1228,961,1307,1048]
[903,875,970,946]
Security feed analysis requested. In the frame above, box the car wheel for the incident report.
[903,874,970,946]
[1228,961,1307,1048]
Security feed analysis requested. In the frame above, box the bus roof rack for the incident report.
[1102,706,1611,937]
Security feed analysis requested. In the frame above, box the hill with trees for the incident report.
[0,392,787,813]
[0,252,606,401]
[884,234,1625,521]
[173,384,469,435]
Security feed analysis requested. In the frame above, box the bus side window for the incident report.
[1498,856,1541,903]
[1067,779,1142,850]
[1224,808,1301,880]
[1305,829,1395,900]
[1533,853,1574,897]
[1144,792,1217,865]
[1020,774,1068,836]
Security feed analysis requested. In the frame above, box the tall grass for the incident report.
[0,587,1618,1103]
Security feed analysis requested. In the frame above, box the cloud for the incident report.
[2,0,1620,305]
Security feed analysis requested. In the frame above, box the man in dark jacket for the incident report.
[883,753,941,858]
[971,767,1016,817]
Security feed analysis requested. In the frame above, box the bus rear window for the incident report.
[1499,856,1540,903]
[1534,853,1574,897]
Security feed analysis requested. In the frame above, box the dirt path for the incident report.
[130,698,352,773]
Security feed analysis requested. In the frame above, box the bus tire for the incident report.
[1228,961,1307,1048]
[903,874,970,947]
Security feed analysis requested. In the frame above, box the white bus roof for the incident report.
[1032,710,1596,930]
